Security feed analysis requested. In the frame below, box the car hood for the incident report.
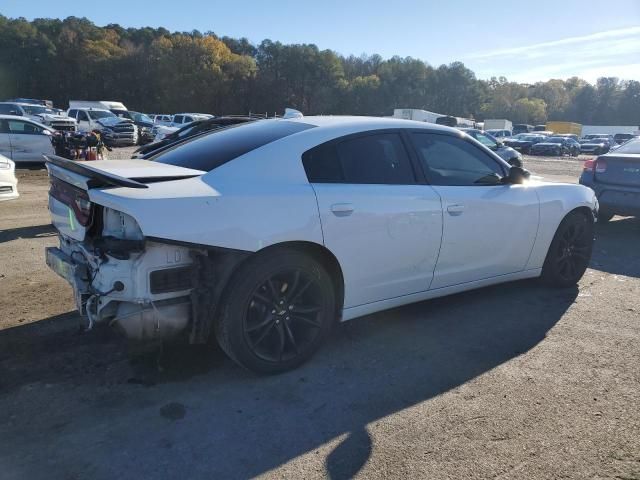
[533,142,561,147]
[35,113,76,122]
[97,117,134,128]
[580,142,606,147]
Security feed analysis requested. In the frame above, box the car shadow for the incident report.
[0,280,577,480]
[591,216,640,278]
[0,223,56,244]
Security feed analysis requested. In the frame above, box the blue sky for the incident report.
[3,0,640,83]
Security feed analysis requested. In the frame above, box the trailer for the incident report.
[69,100,128,111]
[581,125,640,136]
[546,121,582,136]
[483,119,513,132]
[392,109,443,123]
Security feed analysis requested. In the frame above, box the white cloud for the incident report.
[466,27,640,60]
[465,27,640,83]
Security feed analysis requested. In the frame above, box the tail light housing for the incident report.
[596,159,607,173]
[49,177,93,227]
[583,159,595,172]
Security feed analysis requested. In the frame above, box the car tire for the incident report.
[541,211,594,288]
[214,248,337,374]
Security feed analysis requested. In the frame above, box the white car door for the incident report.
[0,120,13,159]
[7,119,54,163]
[76,110,92,131]
[409,132,539,289]
[305,131,443,308]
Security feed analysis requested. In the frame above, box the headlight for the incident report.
[0,161,11,170]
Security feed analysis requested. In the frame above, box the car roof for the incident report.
[287,115,457,133]
[0,114,54,129]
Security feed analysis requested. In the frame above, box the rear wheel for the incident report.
[214,248,336,374]
[541,211,594,287]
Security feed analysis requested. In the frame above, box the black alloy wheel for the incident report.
[244,269,325,363]
[542,211,594,287]
[215,249,336,374]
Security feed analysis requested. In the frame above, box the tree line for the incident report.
[1,15,639,126]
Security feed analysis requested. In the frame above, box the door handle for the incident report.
[447,204,465,215]
[331,203,354,217]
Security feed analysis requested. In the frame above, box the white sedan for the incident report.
[0,153,18,201]
[45,116,597,373]
[0,114,55,164]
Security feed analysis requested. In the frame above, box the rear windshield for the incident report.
[154,119,315,171]
[615,138,640,154]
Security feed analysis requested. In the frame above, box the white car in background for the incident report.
[151,114,173,126]
[45,116,597,374]
[0,102,77,132]
[0,115,55,164]
[152,113,213,141]
[0,153,19,201]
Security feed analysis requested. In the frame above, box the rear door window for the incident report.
[154,119,314,171]
[303,132,416,184]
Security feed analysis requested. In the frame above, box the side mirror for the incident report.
[507,157,523,168]
[42,129,52,136]
[506,165,530,184]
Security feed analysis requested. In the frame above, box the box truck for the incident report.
[392,109,443,123]
[483,119,513,132]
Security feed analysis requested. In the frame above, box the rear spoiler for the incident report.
[44,155,149,189]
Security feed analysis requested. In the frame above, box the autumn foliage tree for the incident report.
[0,15,638,126]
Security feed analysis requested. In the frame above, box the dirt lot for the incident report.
[0,152,639,480]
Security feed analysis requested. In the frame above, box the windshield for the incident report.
[88,110,117,120]
[615,138,640,154]
[546,137,564,144]
[21,105,51,115]
[132,112,153,123]
[474,132,498,148]
[522,135,541,141]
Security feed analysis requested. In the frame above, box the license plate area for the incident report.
[46,247,76,283]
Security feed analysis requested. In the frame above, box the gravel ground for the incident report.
[0,152,638,480]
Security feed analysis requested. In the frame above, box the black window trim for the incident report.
[406,129,510,186]
[302,128,426,185]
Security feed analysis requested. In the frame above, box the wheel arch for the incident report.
[254,241,345,317]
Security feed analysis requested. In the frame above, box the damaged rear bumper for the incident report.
[46,239,195,341]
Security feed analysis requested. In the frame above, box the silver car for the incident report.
[0,115,55,164]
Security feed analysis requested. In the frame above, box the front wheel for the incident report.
[215,248,337,374]
[541,211,594,287]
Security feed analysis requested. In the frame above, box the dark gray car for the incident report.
[579,138,640,221]
[459,128,523,167]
